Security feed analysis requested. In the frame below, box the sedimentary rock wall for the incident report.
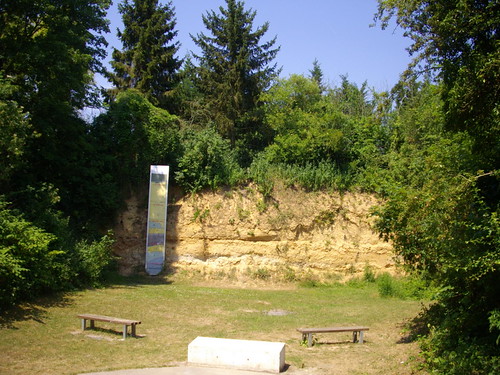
[113,183,395,280]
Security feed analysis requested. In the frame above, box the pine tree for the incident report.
[109,0,182,109]
[191,0,280,149]
[309,59,325,93]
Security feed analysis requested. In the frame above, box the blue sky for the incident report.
[101,0,412,92]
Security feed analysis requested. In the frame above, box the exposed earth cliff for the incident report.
[113,183,395,281]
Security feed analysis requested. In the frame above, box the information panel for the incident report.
[145,165,169,275]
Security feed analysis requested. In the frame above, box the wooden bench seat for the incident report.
[297,326,369,347]
[77,314,141,339]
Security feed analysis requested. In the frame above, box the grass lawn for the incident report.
[0,275,428,375]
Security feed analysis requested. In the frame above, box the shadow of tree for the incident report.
[397,310,430,344]
[103,272,174,289]
[0,273,175,329]
[0,292,73,329]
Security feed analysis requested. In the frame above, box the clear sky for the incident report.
[101,0,412,93]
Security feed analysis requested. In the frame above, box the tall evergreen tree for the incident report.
[109,0,182,109]
[191,0,280,150]
[309,59,325,93]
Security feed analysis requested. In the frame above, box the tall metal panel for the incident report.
[145,165,169,275]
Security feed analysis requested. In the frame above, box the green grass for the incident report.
[1,275,428,375]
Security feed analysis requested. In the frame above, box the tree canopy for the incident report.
[376,0,500,159]
[375,1,500,372]
[190,0,280,153]
[109,0,182,110]
[1,3,499,373]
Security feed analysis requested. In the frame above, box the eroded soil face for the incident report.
[113,183,395,280]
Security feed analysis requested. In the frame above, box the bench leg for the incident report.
[307,333,313,347]
[353,331,358,343]
[123,325,128,339]
[359,331,364,344]
[131,324,136,337]
[81,319,86,331]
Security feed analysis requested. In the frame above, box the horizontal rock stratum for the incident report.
[113,183,395,280]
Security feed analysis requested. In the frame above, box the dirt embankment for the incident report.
[113,183,395,280]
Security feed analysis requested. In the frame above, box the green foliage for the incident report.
[191,0,279,148]
[0,201,56,307]
[109,0,182,110]
[247,154,275,196]
[0,76,33,188]
[372,79,500,371]
[377,273,399,298]
[75,232,116,287]
[420,324,500,375]
[309,59,325,93]
[363,264,376,283]
[175,127,243,192]
[376,0,500,160]
[329,75,374,118]
[279,162,352,191]
[377,273,434,300]
[0,0,117,232]
[0,198,116,308]
[248,154,352,193]
[261,75,352,166]
[92,89,180,186]
[252,268,271,280]
[0,0,110,111]
[489,310,500,345]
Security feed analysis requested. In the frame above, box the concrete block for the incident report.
[188,336,286,373]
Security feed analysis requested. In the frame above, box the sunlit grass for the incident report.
[1,275,427,375]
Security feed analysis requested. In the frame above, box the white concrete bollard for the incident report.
[188,336,286,373]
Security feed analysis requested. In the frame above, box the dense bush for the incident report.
[0,201,56,308]
[74,232,116,287]
[373,83,500,372]
[248,154,353,195]
[175,127,244,192]
[261,75,354,167]
[91,89,181,186]
[0,199,115,309]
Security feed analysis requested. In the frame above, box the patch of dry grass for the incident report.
[0,275,428,375]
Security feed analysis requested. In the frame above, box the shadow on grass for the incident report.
[316,340,369,346]
[397,311,430,344]
[82,326,146,339]
[102,268,176,288]
[0,272,173,329]
[0,292,73,329]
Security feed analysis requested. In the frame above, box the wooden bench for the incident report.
[297,326,369,347]
[77,314,141,339]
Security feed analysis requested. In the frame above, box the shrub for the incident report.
[247,154,274,197]
[253,268,271,280]
[75,231,116,287]
[363,264,376,283]
[175,127,243,192]
[0,201,57,308]
[377,273,401,298]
